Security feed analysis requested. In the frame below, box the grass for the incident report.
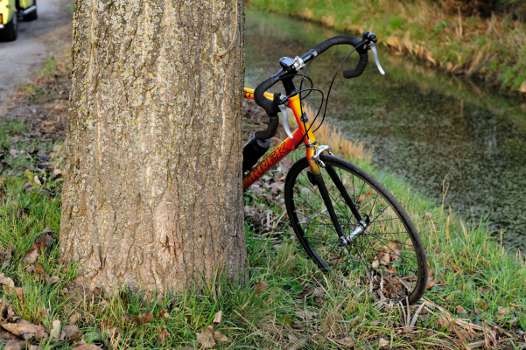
[1,115,525,348]
[249,0,526,96]
[0,58,525,348]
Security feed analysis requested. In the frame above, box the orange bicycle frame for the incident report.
[242,87,319,189]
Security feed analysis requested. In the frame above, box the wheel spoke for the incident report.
[285,156,427,304]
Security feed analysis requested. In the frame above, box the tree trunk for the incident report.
[60,0,246,293]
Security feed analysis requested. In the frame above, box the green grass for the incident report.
[0,56,525,348]
[249,0,526,95]
[0,114,524,348]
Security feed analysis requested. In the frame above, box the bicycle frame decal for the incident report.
[242,90,317,189]
[243,128,302,189]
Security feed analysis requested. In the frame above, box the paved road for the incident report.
[0,0,71,110]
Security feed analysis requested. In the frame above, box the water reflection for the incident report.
[245,9,526,250]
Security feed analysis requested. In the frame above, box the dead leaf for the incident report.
[69,312,81,325]
[287,335,308,350]
[378,337,390,348]
[132,312,153,325]
[497,307,509,317]
[455,305,466,314]
[46,276,60,284]
[1,320,48,340]
[23,230,55,267]
[197,325,216,349]
[0,246,13,269]
[158,328,170,343]
[4,340,25,350]
[213,310,222,324]
[73,345,103,350]
[213,329,229,343]
[311,287,325,298]
[438,315,451,328]
[336,336,355,348]
[254,280,268,295]
[23,249,39,265]
[379,252,391,266]
[371,259,380,269]
[296,309,317,322]
[61,324,81,341]
[0,300,16,322]
[49,319,61,339]
[426,272,436,290]
[0,273,15,289]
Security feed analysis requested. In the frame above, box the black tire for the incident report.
[284,154,428,304]
[0,14,18,42]
[22,1,38,21]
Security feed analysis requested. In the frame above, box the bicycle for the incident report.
[242,32,428,304]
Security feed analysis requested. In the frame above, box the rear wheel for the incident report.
[0,14,18,42]
[284,154,428,304]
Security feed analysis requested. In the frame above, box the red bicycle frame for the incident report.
[242,87,320,190]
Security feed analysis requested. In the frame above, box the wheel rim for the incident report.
[287,156,425,303]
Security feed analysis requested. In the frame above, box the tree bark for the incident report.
[60,0,246,293]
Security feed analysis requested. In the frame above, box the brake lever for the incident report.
[370,43,386,76]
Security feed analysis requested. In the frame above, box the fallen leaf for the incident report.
[23,230,55,267]
[0,300,16,322]
[214,329,229,343]
[378,337,390,348]
[1,320,48,340]
[0,246,13,269]
[379,252,391,266]
[158,328,170,343]
[61,324,81,341]
[33,230,55,250]
[497,307,509,317]
[296,309,318,321]
[254,281,268,294]
[336,336,355,348]
[46,276,60,284]
[132,312,153,325]
[371,259,380,269]
[4,340,24,350]
[14,288,24,301]
[23,249,39,265]
[213,310,222,324]
[311,287,325,299]
[50,319,61,339]
[456,305,466,314]
[196,325,215,349]
[426,272,436,290]
[69,312,81,325]
[73,345,103,350]
[0,273,15,289]
[438,315,451,328]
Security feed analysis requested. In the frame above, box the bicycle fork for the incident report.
[307,164,369,246]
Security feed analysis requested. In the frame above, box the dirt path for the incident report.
[0,0,71,112]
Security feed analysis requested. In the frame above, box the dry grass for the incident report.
[252,0,526,94]
[302,104,370,161]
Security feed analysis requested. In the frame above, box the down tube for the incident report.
[243,129,303,189]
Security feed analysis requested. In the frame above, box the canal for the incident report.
[245,9,526,251]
